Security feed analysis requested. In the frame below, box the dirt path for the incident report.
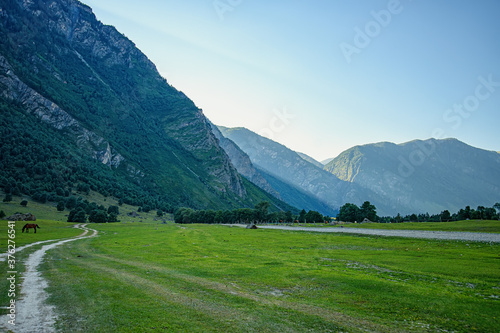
[2,224,98,333]
[257,225,500,243]
[0,224,90,262]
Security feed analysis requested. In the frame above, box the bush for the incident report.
[88,209,108,223]
[68,208,87,222]
[57,201,65,211]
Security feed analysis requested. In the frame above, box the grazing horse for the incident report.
[22,224,40,233]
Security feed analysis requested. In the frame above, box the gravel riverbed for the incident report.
[257,225,500,243]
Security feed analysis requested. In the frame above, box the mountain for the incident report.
[209,123,280,199]
[217,127,379,215]
[324,138,500,215]
[297,152,323,169]
[321,158,335,165]
[255,167,339,216]
[211,124,336,215]
[0,0,291,211]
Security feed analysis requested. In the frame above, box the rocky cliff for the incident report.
[210,123,280,199]
[0,54,124,167]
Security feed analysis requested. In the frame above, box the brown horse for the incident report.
[22,224,40,233]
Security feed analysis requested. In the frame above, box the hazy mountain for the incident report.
[321,158,335,165]
[217,127,380,215]
[297,152,323,169]
[324,138,500,215]
[255,167,339,216]
[209,123,280,199]
[0,0,291,211]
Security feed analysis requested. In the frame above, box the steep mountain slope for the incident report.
[255,167,338,216]
[209,123,280,199]
[297,152,323,169]
[321,158,335,166]
[0,0,289,211]
[325,138,500,214]
[211,124,337,215]
[218,127,380,214]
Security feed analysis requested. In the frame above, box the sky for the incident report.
[81,0,500,162]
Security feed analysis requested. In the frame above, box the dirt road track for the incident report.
[2,224,97,333]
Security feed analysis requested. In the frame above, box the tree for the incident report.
[68,208,87,223]
[3,193,12,203]
[464,206,471,219]
[65,196,77,210]
[108,212,119,222]
[254,201,270,222]
[441,210,451,222]
[20,200,28,207]
[214,210,224,224]
[483,207,497,220]
[305,210,324,223]
[337,203,360,222]
[360,201,377,221]
[156,209,164,217]
[494,203,500,214]
[88,209,108,223]
[108,205,119,215]
[57,201,65,211]
[298,209,307,223]
[0,210,5,219]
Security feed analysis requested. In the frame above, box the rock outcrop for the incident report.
[0,55,125,167]
[7,213,36,221]
[210,122,279,199]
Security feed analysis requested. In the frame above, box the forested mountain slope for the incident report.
[0,0,290,211]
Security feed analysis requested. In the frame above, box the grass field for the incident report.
[1,196,499,333]
[1,218,497,332]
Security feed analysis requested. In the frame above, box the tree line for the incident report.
[337,201,500,223]
[379,203,500,223]
[174,201,327,224]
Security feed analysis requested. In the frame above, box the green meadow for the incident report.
[1,217,497,332]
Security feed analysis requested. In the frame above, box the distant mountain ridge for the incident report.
[217,126,382,215]
[218,126,500,215]
[324,138,500,214]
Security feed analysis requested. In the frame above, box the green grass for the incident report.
[11,221,495,332]
[0,192,166,224]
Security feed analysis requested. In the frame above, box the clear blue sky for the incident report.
[81,0,500,161]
